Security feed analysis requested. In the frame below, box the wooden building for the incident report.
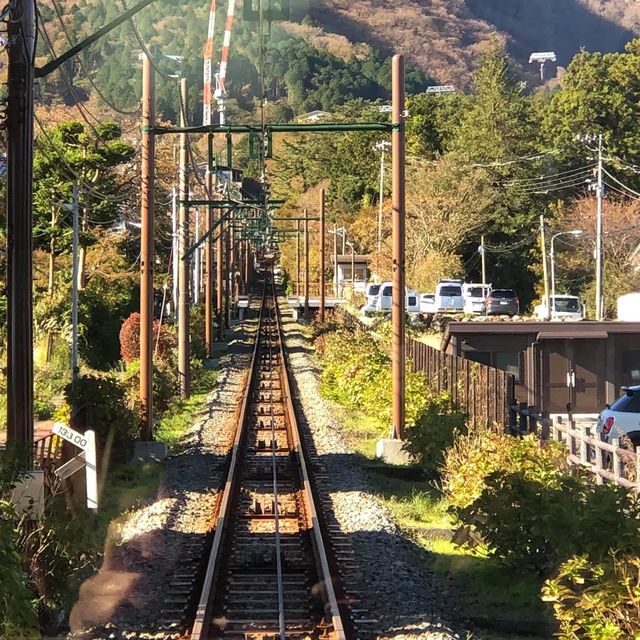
[442,322,640,416]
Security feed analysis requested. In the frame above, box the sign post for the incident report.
[52,422,98,510]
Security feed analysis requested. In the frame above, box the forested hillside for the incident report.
[37,0,639,120]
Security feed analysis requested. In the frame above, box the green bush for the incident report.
[454,470,640,574]
[320,328,427,430]
[403,391,467,472]
[442,426,567,510]
[121,359,179,416]
[0,501,39,639]
[542,554,640,640]
[66,373,139,465]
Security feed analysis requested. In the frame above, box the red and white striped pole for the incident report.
[215,0,236,125]
[202,0,216,127]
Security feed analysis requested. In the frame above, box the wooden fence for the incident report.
[406,338,515,429]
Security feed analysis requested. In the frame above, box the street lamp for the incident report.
[550,229,583,320]
[373,140,391,282]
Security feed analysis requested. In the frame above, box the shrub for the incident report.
[66,373,139,465]
[454,470,640,575]
[121,359,179,416]
[320,327,428,430]
[543,553,640,640]
[119,313,177,365]
[403,391,467,472]
[442,426,567,510]
[0,501,39,639]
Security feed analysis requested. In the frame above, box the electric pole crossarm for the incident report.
[152,122,394,135]
[35,0,157,78]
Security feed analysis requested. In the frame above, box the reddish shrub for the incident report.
[119,312,177,364]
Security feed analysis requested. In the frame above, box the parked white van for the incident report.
[375,282,420,313]
[435,280,464,313]
[463,283,491,315]
[534,295,584,320]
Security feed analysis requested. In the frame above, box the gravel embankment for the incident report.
[66,318,257,640]
[280,305,466,640]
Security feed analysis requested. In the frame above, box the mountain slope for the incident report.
[308,0,637,86]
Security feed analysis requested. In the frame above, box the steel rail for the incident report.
[190,281,267,640]
[271,278,347,640]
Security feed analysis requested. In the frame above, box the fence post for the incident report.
[612,438,621,483]
[580,426,589,467]
[594,436,605,485]
[636,449,640,493]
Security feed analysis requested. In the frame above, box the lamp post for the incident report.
[374,140,391,282]
[550,230,583,320]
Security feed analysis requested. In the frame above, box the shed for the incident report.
[443,321,640,415]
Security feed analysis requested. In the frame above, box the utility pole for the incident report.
[243,239,250,293]
[71,185,80,393]
[296,219,301,296]
[333,223,338,297]
[304,208,310,320]
[540,215,550,320]
[595,133,604,321]
[391,54,406,441]
[224,219,230,329]
[6,0,36,449]
[319,189,326,323]
[374,140,390,283]
[172,187,179,321]
[480,235,487,289]
[178,78,190,398]
[216,210,224,341]
[194,208,201,305]
[139,52,155,441]
[205,172,214,356]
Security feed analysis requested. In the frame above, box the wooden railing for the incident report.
[406,338,515,429]
[552,419,640,491]
[33,432,64,491]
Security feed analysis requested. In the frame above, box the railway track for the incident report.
[189,274,350,640]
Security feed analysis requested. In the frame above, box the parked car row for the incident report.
[362,279,586,320]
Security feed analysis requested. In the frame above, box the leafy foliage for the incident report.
[454,470,640,574]
[403,391,468,471]
[543,553,640,640]
[119,312,177,366]
[442,427,567,510]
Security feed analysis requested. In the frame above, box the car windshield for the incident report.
[368,285,380,296]
[439,286,461,296]
[553,298,579,312]
[611,391,640,413]
[467,287,486,298]
[492,290,515,299]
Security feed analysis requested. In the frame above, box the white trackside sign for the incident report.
[52,422,98,511]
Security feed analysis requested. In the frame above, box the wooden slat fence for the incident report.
[406,338,515,429]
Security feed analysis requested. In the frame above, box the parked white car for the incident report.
[420,293,436,313]
[597,386,640,448]
[435,280,464,313]
[534,295,584,321]
[463,283,491,315]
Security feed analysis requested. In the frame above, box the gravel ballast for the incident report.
[280,305,466,640]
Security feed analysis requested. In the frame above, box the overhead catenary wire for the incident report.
[48,0,140,116]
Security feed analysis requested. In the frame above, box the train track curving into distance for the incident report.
[189,271,351,640]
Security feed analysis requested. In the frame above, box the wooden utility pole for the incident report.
[480,235,487,290]
[178,78,190,398]
[540,216,550,320]
[391,54,406,441]
[205,170,214,356]
[296,219,301,296]
[304,209,310,320]
[6,0,36,448]
[216,209,224,341]
[319,189,326,323]
[139,52,155,440]
[244,239,250,293]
